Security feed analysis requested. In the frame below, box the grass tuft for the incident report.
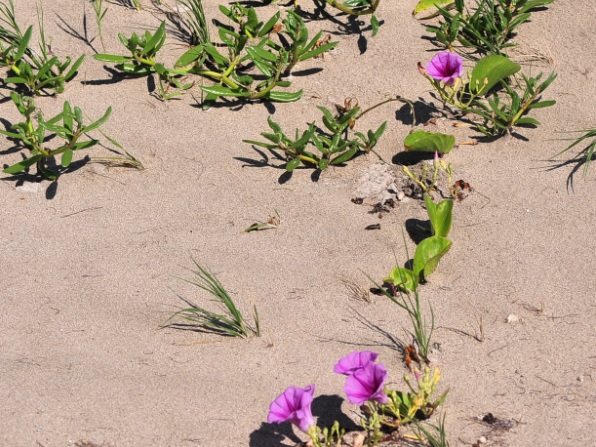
[166,260,260,338]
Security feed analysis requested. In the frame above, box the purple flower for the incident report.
[267,385,316,432]
[334,351,379,376]
[344,362,388,405]
[426,52,463,86]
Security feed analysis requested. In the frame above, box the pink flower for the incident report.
[267,385,316,432]
[334,351,379,376]
[344,362,388,405]
[426,52,463,86]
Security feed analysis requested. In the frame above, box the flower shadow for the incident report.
[249,395,361,447]
[312,394,361,433]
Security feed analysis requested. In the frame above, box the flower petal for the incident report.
[334,351,379,375]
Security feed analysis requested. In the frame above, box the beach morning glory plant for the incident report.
[267,351,446,446]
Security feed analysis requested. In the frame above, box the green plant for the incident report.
[385,195,453,294]
[95,6,337,103]
[168,260,260,338]
[0,93,112,180]
[414,413,450,447]
[402,153,455,198]
[552,128,596,177]
[0,0,85,95]
[378,280,435,362]
[186,7,337,103]
[381,367,448,427]
[421,0,555,58]
[94,21,193,99]
[244,102,386,171]
[423,52,556,136]
[90,0,108,50]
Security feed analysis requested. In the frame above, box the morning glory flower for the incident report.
[334,351,379,376]
[344,362,388,405]
[267,384,316,432]
[426,52,464,86]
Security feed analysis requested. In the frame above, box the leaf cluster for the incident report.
[382,367,448,427]
[385,195,453,293]
[0,0,85,95]
[423,0,555,58]
[244,105,386,172]
[95,5,337,103]
[0,93,111,180]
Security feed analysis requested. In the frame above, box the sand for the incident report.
[1,1,595,446]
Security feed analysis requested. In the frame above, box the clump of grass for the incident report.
[414,413,450,447]
[90,0,108,50]
[176,0,209,46]
[552,127,596,177]
[167,260,260,338]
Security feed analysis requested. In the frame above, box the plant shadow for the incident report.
[249,394,360,447]
[405,218,432,245]
[55,13,98,54]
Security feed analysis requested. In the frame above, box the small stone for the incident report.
[506,314,521,324]
[478,436,487,444]
[15,180,49,193]
[396,191,405,201]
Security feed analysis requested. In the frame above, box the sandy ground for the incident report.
[1,1,595,446]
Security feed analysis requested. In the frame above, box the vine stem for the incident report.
[356,96,416,126]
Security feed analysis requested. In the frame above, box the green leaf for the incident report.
[62,102,73,134]
[424,195,453,238]
[371,14,379,37]
[61,149,73,167]
[299,41,338,61]
[330,146,359,165]
[413,0,453,15]
[247,45,278,62]
[84,107,112,132]
[14,26,33,61]
[257,12,281,37]
[94,54,133,63]
[143,21,166,55]
[72,140,98,150]
[470,55,520,95]
[63,55,86,81]
[286,157,301,172]
[200,85,249,97]
[413,236,452,281]
[265,90,303,102]
[404,130,455,154]
[3,154,43,174]
[176,44,204,67]
[384,267,417,292]
[529,99,556,109]
[515,117,540,126]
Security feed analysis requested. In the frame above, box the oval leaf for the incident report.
[404,130,455,154]
[470,55,520,95]
[384,267,418,292]
[424,195,453,238]
[286,157,301,172]
[413,0,453,15]
[413,236,452,281]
